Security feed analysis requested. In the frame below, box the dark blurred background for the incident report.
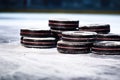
[0,0,120,13]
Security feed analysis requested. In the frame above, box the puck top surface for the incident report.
[21,28,50,31]
[80,24,110,28]
[94,41,120,46]
[62,31,97,36]
[57,40,92,46]
[97,33,120,37]
[22,37,56,40]
[49,18,79,22]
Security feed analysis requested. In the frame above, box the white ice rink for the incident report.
[0,13,120,80]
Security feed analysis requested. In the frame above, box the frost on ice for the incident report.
[0,13,120,80]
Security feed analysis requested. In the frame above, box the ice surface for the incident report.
[0,13,120,80]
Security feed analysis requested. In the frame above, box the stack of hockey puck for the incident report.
[20,28,57,48]
[57,31,97,54]
[79,24,120,55]
[79,24,110,34]
[92,41,120,55]
[49,19,79,40]
[92,33,120,55]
